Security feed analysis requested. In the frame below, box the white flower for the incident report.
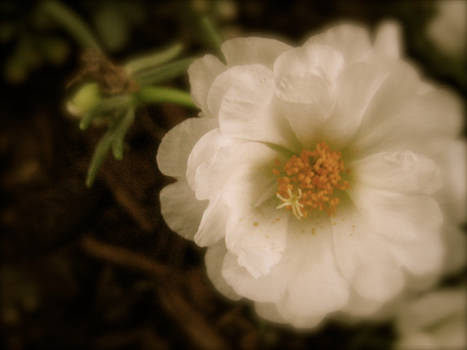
[427,0,466,59]
[395,287,466,350]
[157,21,466,328]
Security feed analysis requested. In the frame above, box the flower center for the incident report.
[273,142,349,219]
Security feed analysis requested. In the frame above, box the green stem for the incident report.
[41,0,101,51]
[86,127,115,187]
[112,106,136,160]
[79,95,131,130]
[124,43,183,75]
[137,86,195,109]
[132,57,194,87]
[200,16,225,62]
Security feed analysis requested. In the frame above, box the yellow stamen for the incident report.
[276,188,305,219]
[273,142,349,218]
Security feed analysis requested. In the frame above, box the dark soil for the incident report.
[1,1,464,349]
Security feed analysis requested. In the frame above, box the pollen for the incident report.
[273,142,349,219]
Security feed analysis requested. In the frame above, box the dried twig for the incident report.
[81,235,173,278]
[158,284,230,350]
[102,167,155,231]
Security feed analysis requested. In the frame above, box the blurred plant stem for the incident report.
[200,15,225,62]
[124,43,183,75]
[131,57,194,86]
[41,0,101,51]
[137,86,195,108]
[49,1,217,187]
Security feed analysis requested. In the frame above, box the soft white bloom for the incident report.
[395,287,466,350]
[427,0,466,58]
[157,21,466,328]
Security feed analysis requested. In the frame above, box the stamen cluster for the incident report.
[273,142,349,218]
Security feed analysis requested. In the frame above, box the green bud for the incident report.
[66,82,101,117]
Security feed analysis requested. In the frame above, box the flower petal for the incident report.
[351,151,442,195]
[384,229,444,277]
[395,333,438,350]
[332,208,405,301]
[222,250,288,302]
[273,43,344,100]
[194,194,229,247]
[205,242,241,300]
[277,219,349,322]
[160,180,207,240]
[157,117,217,178]
[340,290,389,317]
[225,201,289,278]
[431,139,466,222]
[186,128,236,197]
[442,223,466,274]
[308,23,372,63]
[350,186,443,243]
[212,64,297,150]
[396,289,466,334]
[374,20,402,58]
[221,37,291,68]
[188,54,225,114]
[189,136,278,202]
[254,302,286,324]
[322,62,388,147]
[355,81,463,155]
[273,44,344,147]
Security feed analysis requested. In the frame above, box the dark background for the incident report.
[1,1,465,349]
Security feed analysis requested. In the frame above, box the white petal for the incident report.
[159,180,207,240]
[205,242,241,300]
[219,142,280,208]
[431,316,467,350]
[273,81,331,149]
[222,251,288,303]
[374,20,402,58]
[340,290,387,317]
[350,186,443,243]
[395,332,438,350]
[308,22,372,63]
[277,219,349,321]
[442,223,466,275]
[194,194,228,247]
[188,54,225,114]
[221,37,292,68]
[273,43,344,100]
[432,139,466,222]
[212,65,297,150]
[396,289,466,334]
[351,151,442,195]
[385,230,444,278]
[190,137,278,202]
[156,117,217,178]
[355,82,463,156]
[323,62,388,147]
[186,128,237,197]
[254,302,286,324]
[332,208,405,301]
[273,44,344,147]
[207,64,271,119]
[225,202,288,278]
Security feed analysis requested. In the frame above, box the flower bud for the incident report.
[66,82,101,118]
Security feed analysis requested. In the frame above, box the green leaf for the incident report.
[40,0,101,51]
[79,95,130,130]
[200,15,225,63]
[137,86,195,108]
[132,57,194,86]
[124,43,183,75]
[111,106,136,160]
[85,127,115,187]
